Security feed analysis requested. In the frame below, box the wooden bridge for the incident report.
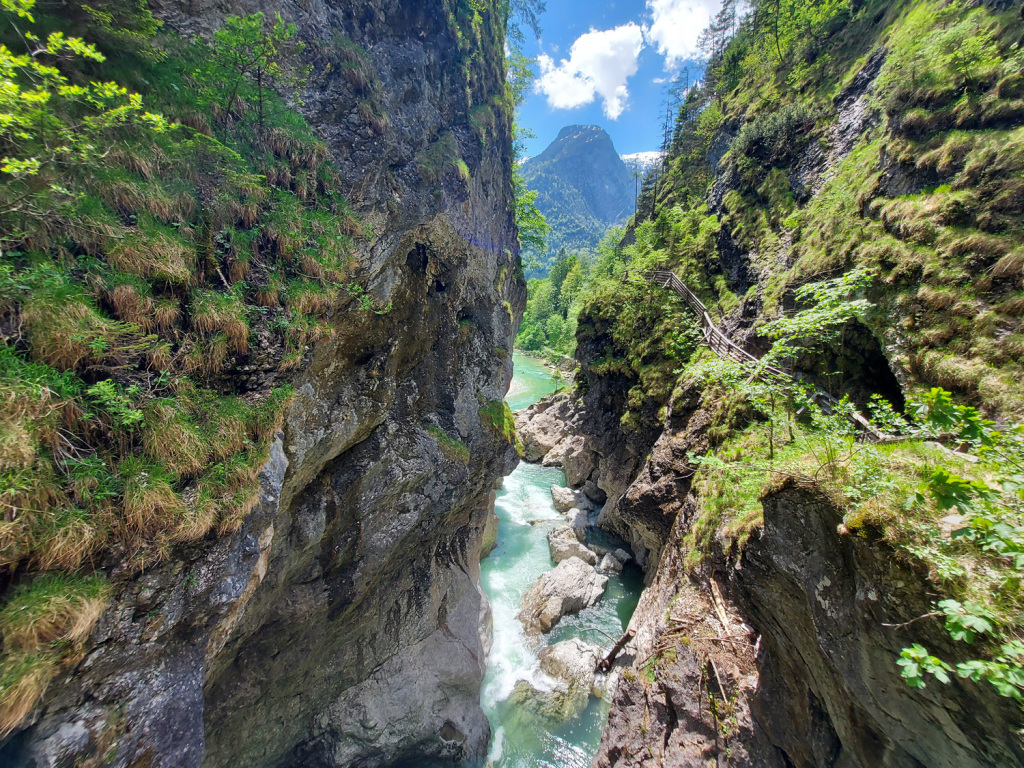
[632,269,885,440]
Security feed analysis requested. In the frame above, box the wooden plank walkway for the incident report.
[630,269,885,441]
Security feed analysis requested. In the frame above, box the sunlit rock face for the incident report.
[1,2,524,767]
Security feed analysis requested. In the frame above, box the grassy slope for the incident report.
[656,0,1024,415]
[0,3,366,727]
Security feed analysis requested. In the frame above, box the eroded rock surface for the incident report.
[508,639,602,723]
[547,525,597,565]
[580,373,1024,767]
[518,557,608,635]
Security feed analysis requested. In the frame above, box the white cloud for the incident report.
[535,23,645,120]
[646,0,719,68]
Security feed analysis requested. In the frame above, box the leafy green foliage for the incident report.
[759,267,873,369]
[514,171,549,253]
[507,50,549,262]
[0,0,168,224]
[516,250,584,357]
[898,644,952,687]
[0,3,350,585]
[891,394,1024,702]
[478,399,521,454]
[208,12,307,127]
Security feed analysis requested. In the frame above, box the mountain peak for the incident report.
[521,125,634,272]
[555,124,609,140]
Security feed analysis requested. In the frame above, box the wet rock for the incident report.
[481,492,499,559]
[541,436,573,467]
[566,508,590,541]
[516,392,583,465]
[518,558,608,635]
[551,485,594,514]
[516,403,570,462]
[597,554,622,574]
[563,437,597,488]
[582,479,606,504]
[507,639,602,722]
[550,485,576,513]
[548,525,598,565]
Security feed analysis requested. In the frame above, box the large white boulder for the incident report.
[548,525,597,565]
[550,485,576,513]
[517,557,608,635]
[566,508,590,542]
[551,485,594,514]
[597,553,623,574]
[516,401,568,462]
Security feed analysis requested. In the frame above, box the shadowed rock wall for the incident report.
[1,2,524,767]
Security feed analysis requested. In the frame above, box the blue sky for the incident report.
[516,0,721,157]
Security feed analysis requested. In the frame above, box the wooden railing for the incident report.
[629,269,885,441]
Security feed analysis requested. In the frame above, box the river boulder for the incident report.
[541,638,602,691]
[551,485,594,514]
[550,484,576,513]
[516,398,569,461]
[548,525,598,565]
[566,508,590,541]
[506,639,603,723]
[518,557,608,635]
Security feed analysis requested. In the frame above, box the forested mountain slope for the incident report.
[521,125,634,275]
[516,0,1024,765]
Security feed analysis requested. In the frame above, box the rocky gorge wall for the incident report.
[512,20,1024,758]
[520,367,1024,767]
[0,2,524,767]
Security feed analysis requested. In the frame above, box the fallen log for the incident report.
[597,628,636,672]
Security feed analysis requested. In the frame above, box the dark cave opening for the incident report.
[790,320,906,413]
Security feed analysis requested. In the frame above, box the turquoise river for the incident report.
[480,353,643,768]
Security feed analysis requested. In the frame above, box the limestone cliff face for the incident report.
[1,2,523,767]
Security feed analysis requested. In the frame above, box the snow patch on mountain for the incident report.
[620,151,664,174]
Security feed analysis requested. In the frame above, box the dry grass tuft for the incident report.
[107,284,154,330]
[0,574,109,735]
[178,335,229,377]
[31,508,99,571]
[916,350,987,392]
[991,249,1024,279]
[285,282,335,317]
[217,487,260,534]
[998,293,1024,317]
[142,402,208,477]
[189,290,249,353]
[0,653,57,737]
[118,457,184,536]
[145,342,173,371]
[170,490,218,543]
[22,297,110,371]
[916,284,958,310]
[107,230,195,286]
[0,575,109,652]
[99,178,192,224]
[152,299,181,334]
